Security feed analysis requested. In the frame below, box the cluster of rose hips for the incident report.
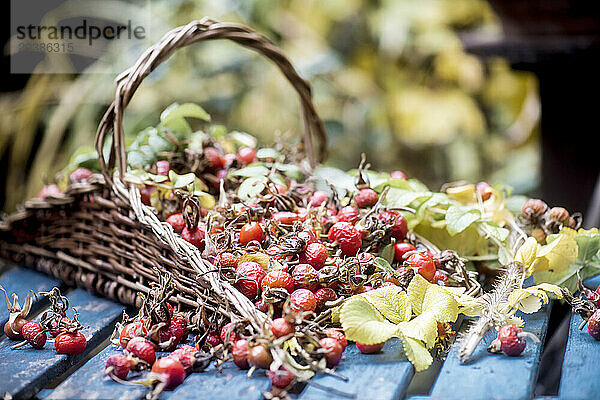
[517,198,580,243]
[2,286,87,355]
[106,301,203,392]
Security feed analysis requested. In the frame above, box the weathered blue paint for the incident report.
[164,361,270,400]
[583,274,600,291]
[428,303,553,400]
[0,267,63,327]
[558,312,600,400]
[0,288,125,400]
[298,338,414,400]
[47,344,148,400]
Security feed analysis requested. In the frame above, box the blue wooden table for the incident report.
[1,263,598,400]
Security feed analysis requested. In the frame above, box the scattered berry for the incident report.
[151,357,186,389]
[248,344,273,369]
[235,261,266,300]
[204,147,225,171]
[205,331,222,348]
[356,342,384,354]
[262,270,295,293]
[325,328,347,349]
[49,316,72,337]
[105,354,131,380]
[337,206,359,223]
[299,242,329,270]
[69,168,93,183]
[497,325,527,356]
[309,191,329,207]
[169,345,198,374]
[55,332,87,355]
[432,270,449,286]
[220,322,239,344]
[328,222,362,256]
[239,222,264,245]
[391,170,407,180]
[272,211,300,225]
[292,264,319,291]
[290,289,317,313]
[268,367,295,389]
[166,213,185,234]
[126,337,156,365]
[182,224,206,250]
[314,288,338,312]
[237,147,257,164]
[4,316,28,340]
[232,339,250,369]
[378,210,408,240]
[271,318,295,338]
[405,252,436,282]
[319,337,344,367]
[159,315,187,351]
[155,160,170,176]
[22,322,46,349]
[354,188,379,208]
[588,310,600,340]
[219,252,240,269]
[120,321,148,348]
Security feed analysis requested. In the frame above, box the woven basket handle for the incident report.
[95,18,327,183]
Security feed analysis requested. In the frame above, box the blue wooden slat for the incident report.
[583,274,600,291]
[558,312,600,400]
[0,288,125,400]
[0,267,63,327]
[298,338,414,400]
[164,362,270,400]
[428,303,553,400]
[46,345,148,400]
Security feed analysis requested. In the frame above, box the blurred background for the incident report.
[1,0,598,222]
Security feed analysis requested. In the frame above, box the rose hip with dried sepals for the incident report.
[337,206,359,224]
[299,242,328,270]
[248,344,273,369]
[262,270,295,293]
[290,289,317,313]
[319,337,344,367]
[126,337,156,365]
[120,321,148,348]
[220,322,239,344]
[182,224,206,250]
[151,358,186,389]
[269,367,295,389]
[588,310,600,340]
[309,191,329,207]
[204,147,225,171]
[20,322,46,349]
[4,316,28,340]
[239,222,264,245]
[235,261,266,300]
[105,354,132,381]
[237,147,257,165]
[328,222,362,256]
[271,318,295,338]
[1,286,35,341]
[55,331,87,355]
[405,252,436,282]
[314,288,338,312]
[378,210,408,240]
[166,213,185,234]
[292,264,319,292]
[232,339,250,369]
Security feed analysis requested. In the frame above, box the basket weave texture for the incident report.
[0,18,327,332]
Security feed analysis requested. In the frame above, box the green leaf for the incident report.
[229,131,257,148]
[238,176,268,201]
[384,189,431,208]
[274,163,303,181]
[208,124,227,138]
[148,131,176,154]
[313,166,356,197]
[169,171,196,188]
[574,233,600,263]
[482,222,510,243]
[256,148,280,160]
[160,103,210,123]
[229,165,269,178]
[373,178,414,193]
[127,146,155,169]
[339,297,399,345]
[380,245,395,264]
[445,205,481,236]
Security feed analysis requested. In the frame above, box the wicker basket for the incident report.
[0,18,327,332]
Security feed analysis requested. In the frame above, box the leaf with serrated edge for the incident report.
[359,286,411,324]
[398,332,433,372]
[422,285,459,323]
[446,205,481,236]
[406,274,430,315]
[340,297,399,345]
[397,309,438,348]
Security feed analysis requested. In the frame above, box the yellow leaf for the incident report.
[398,333,433,372]
[506,289,544,314]
[239,253,270,271]
[360,286,411,324]
[422,285,460,323]
[340,297,399,345]
[446,184,476,204]
[397,309,438,349]
[407,274,430,315]
[515,237,538,272]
